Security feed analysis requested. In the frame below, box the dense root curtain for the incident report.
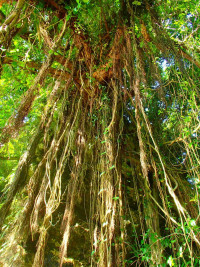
[0,0,200,266]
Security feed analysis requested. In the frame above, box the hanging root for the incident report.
[0,1,200,266]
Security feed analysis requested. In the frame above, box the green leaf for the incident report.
[109,165,115,170]
[48,49,54,55]
[132,1,142,5]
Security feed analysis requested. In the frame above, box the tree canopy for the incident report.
[0,0,200,266]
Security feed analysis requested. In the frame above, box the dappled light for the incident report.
[0,0,200,266]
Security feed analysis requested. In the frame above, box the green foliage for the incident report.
[0,0,200,266]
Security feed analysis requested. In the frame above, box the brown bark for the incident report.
[0,56,53,146]
[0,156,19,160]
[0,126,42,229]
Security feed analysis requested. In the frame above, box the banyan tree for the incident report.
[0,0,199,266]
